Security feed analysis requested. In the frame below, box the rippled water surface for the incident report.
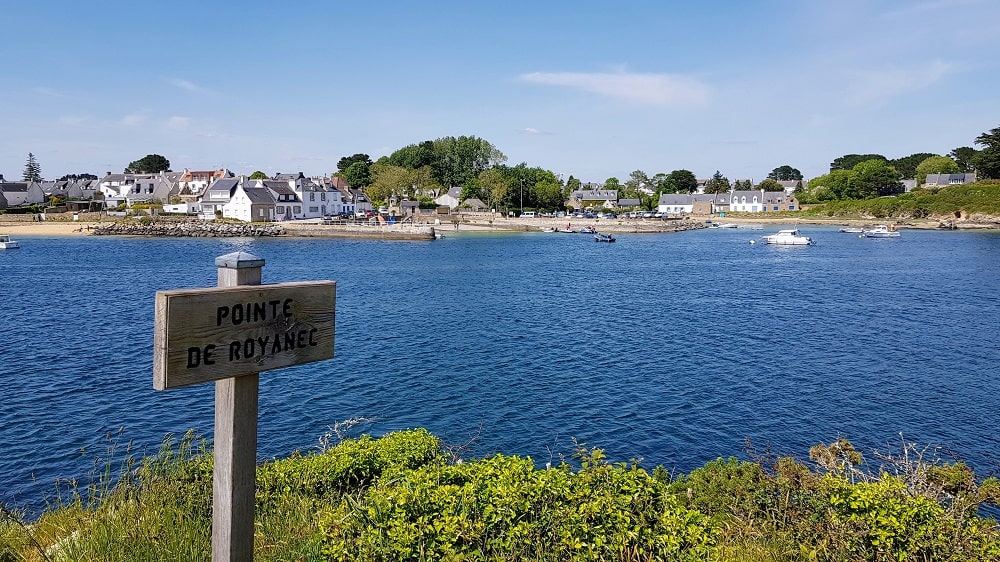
[2,226,999,511]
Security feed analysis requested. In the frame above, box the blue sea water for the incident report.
[2,226,999,513]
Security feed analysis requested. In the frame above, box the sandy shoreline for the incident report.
[0,221,97,236]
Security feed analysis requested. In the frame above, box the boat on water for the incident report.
[838,227,865,233]
[761,229,814,246]
[710,223,738,229]
[580,225,597,234]
[862,224,900,238]
[594,232,616,243]
[0,234,20,249]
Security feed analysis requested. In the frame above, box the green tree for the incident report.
[57,173,97,181]
[665,169,698,193]
[704,170,730,194]
[431,135,507,188]
[367,163,412,205]
[852,159,902,199]
[890,153,936,179]
[604,177,622,191]
[808,170,854,200]
[22,153,42,182]
[758,178,784,191]
[915,156,960,185]
[733,179,753,190]
[249,170,268,180]
[830,154,886,172]
[477,167,510,212]
[565,175,582,193]
[341,161,373,188]
[336,153,373,173]
[973,126,1000,179]
[125,154,171,174]
[767,165,802,181]
[387,141,436,170]
[950,147,978,172]
[624,170,650,197]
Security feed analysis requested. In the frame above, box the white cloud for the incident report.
[519,71,710,106]
[167,78,208,93]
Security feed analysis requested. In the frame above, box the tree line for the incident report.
[14,125,1000,210]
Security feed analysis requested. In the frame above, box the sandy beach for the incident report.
[0,220,96,236]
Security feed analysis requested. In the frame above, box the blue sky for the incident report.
[2,0,998,184]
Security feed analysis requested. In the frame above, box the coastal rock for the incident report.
[92,220,284,237]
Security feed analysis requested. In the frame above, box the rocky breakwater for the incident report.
[93,220,284,237]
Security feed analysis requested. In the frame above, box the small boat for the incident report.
[838,227,864,233]
[761,229,814,246]
[0,234,20,250]
[710,223,738,229]
[862,224,900,238]
[594,232,616,243]
[580,225,597,234]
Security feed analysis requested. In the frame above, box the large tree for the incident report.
[249,170,268,180]
[830,154,886,172]
[664,169,698,194]
[915,156,960,185]
[704,170,730,194]
[431,135,507,188]
[125,154,170,174]
[477,168,510,212]
[851,159,902,199]
[973,126,1000,180]
[341,161,373,188]
[767,165,803,181]
[337,153,373,173]
[949,147,978,173]
[890,153,936,180]
[758,178,784,192]
[22,153,42,182]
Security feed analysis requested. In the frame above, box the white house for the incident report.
[434,187,462,209]
[222,181,276,222]
[924,173,976,187]
[198,178,239,219]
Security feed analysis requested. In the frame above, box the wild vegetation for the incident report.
[798,181,1000,220]
[3,429,999,561]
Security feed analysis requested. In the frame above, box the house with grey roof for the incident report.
[197,177,240,219]
[223,181,276,222]
[568,189,619,210]
[656,192,731,215]
[434,187,462,209]
[0,190,7,209]
[0,182,46,206]
[730,190,799,213]
[256,179,302,220]
[924,173,976,187]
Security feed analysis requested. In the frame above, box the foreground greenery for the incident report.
[3,430,1000,561]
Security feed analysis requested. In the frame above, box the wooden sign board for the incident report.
[154,280,335,389]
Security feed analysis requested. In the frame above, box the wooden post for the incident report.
[213,251,264,562]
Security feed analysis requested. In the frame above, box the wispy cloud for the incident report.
[519,71,710,106]
[166,78,211,94]
[521,127,552,135]
[167,116,191,130]
[847,59,956,104]
[33,87,69,98]
[120,113,146,127]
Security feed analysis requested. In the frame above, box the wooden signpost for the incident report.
[153,252,335,561]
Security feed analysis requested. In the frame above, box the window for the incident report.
[789,205,795,210]
[773,206,779,211]
[321,192,326,201]
[294,206,301,213]
[310,193,315,201]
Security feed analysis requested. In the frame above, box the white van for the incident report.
[520,211,536,218]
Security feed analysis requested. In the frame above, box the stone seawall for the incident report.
[92,221,284,237]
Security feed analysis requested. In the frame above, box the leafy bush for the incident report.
[321,450,716,561]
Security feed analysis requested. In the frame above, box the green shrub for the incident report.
[320,453,716,560]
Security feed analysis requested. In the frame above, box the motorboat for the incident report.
[761,229,814,245]
[594,232,616,243]
[710,223,738,229]
[580,225,597,234]
[862,224,900,238]
[838,227,865,233]
[0,234,19,249]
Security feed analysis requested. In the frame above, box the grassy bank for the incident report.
[799,180,1000,221]
[3,429,999,561]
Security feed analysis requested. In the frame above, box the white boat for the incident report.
[862,224,900,238]
[761,229,814,246]
[0,234,19,249]
[838,227,864,233]
[594,232,616,243]
[710,223,738,229]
